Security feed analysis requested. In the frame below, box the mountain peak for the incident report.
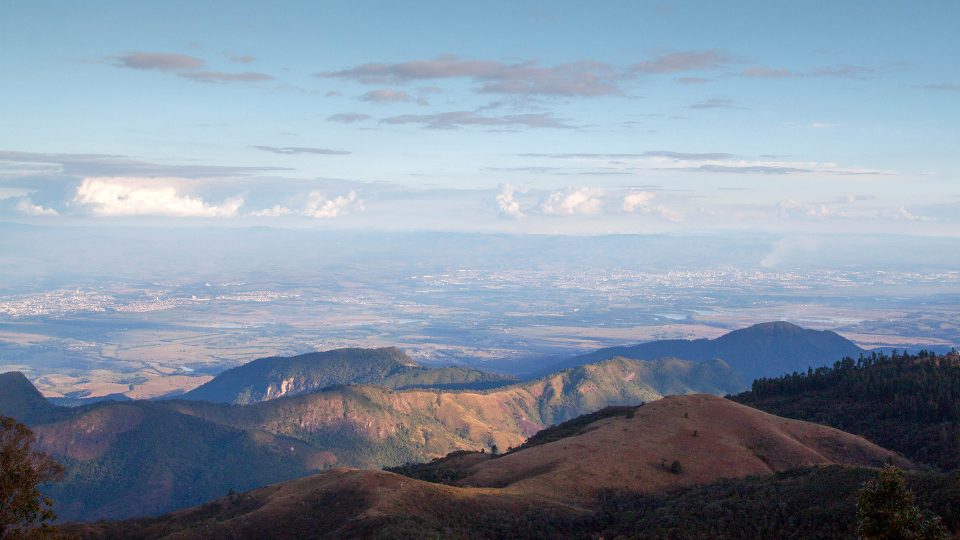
[0,371,57,424]
[739,321,805,333]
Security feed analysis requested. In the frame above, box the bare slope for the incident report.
[167,356,744,467]
[66,395,909,539]
[0,356,739,521]
[457,394,909,501]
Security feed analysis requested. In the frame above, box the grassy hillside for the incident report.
[731,350,960,471]
[167,356,745,468]
[547,321,865,381]
[0,355,741,522]
[64,397,944,539]
[181,347,515,404]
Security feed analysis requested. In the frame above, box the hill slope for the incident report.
[167,356,745,468]
[455,394,908,500]
[181,346,515,404]
[546,321,865,380]
[0,394,332,521]
[731,350,960,470]
[0,356,740,521]
[0,371,59,424]
[65,395,912,539]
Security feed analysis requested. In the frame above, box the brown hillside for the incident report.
[65,468,569,540]
[65,396,910,539]
[458,394,910,501]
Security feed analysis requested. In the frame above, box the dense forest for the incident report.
[731,350,960,470]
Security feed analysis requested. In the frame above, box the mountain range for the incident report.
[1,354,741,520]
[0,321,884,523]
[63,394,910,539]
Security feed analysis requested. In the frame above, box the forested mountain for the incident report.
[0,356,740,521]
[181,347,515,404]
[64,395,914,539]
[731,350,960,470]
[545,321,865,381]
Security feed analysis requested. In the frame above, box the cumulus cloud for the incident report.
[327,113,372,123]
[250,205,293,217]
[621,192,683,222]
[381,111,573,130]
[631,50,737,74]
[496,184,524,218]
[114,52,204,71]
[16,198,58,216]
[622,191,656,212]
[777,199,843,219]
[73,178,243,217]
[320,55,624,97]
[303,191,364,218]
[253,145,351,155]
[360,89,415,103]
[895,207,930,221]
[540,187,604,215]
[652,205,684,222]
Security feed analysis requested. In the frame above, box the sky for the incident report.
[1,1,958,235]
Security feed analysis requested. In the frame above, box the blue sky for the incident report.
[1,1,958,235]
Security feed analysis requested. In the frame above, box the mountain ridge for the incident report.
[63,394,911,539]
[180,346,516,404]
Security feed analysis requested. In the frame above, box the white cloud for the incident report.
[303,191,364,218]
[540,187,605,215]
[16,198,58,216]
[777,199,844,219]
[73,178,243,217]
[653,204,684,222]
[622,191,656,212]
[250,205,293,217]
[896,207,929,221]
[496,184,524,218]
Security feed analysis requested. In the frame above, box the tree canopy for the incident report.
[0,415,63,538]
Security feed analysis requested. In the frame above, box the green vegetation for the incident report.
[1,416,63,538]
[590,466,958,540]
[39,403,321,522]
[856,466,947,540]
[731,350,960,470]
[384,450,489,485]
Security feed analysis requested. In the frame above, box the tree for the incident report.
[669,460,683,474]
[856,466,946,540]
[0,416,63,538]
